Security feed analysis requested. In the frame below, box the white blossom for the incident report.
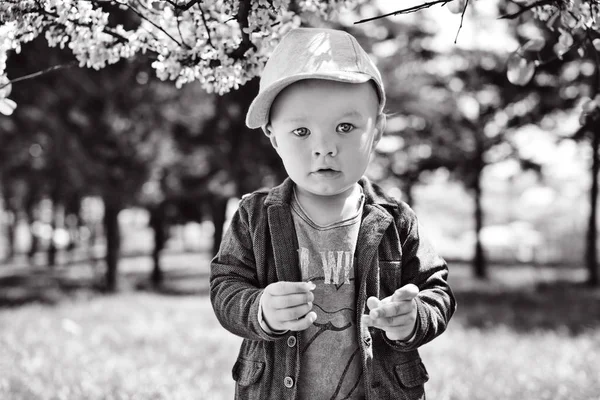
[0,0,598,100]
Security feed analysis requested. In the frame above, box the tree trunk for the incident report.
[151,243,163,287]
[473,168,487,279]
[88,220,99,265]
[149,205,166,288]
[27,229,40,261]
[65,194,82,255]
[47,206,57,268]
[2,186,16,262]
[103,201,121,292]
[65,212,80,264]
[586,131,599,287]
[3,210,16,262]
[211,196,228,257]
[25,203,40,261]
[47,170,62,268]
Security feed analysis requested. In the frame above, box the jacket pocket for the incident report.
[232,358,265,386]
[394,358,429,389]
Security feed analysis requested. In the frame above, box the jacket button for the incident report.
[287,335,297,348]
[284,376,294,388]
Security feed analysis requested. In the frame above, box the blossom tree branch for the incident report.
[197,2,214,49]
[354,0,451,24]
[0,61,77,91]
[164,0,201,12]
[1,0,599,100]
[228,0,254,60]
[31,1,129,44]
[118,1,185,47]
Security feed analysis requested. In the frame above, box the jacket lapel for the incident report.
[265,178,301,282]
[355,204,393,300]
[267,204,302,282]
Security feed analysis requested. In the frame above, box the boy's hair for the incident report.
[245,27,386,129]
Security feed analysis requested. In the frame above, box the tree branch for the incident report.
[454,0,469,44]
[587,28,600,98]
[570,29,600,140]
[31,3,128,44]
[163,0,201,12]
[354,0,451,24]
[228,0,255,60]
[118,2,184,47]
[197,2,215,49]
[173,9,191,49]
[0,62,78,92]
[498,0,555,19]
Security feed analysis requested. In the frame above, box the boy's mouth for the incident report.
[313,168,340,177]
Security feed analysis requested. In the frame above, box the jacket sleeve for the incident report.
[384,203,457,351]
[209,200,283,342]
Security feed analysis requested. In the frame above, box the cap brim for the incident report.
[245,72,378,129]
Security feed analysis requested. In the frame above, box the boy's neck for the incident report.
[294,183,363,226]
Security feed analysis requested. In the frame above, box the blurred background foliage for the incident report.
[1,1,600,399]
[1,0,597,290]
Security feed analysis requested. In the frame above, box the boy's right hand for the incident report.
[261,281,317,332]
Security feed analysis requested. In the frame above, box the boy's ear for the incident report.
[372,113,386,150]
[262,123,278,149]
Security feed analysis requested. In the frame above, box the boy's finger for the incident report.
[284,311,317,331]
[392,284,419,302]
[370,301,413,319]
[272,292,314,309]
[268,281,316,296]
[361,314,373,327]
[275,302,313,321]
[366,296,380,311]
[370,313,413,328]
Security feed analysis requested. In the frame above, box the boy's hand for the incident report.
[261,281,317,332]
[365,284,419,341]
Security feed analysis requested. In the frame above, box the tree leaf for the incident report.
[522,38,545,52]
[0,98,17,116]
[0,81,11,98]
[447,0,466,15]
[558,30,574,47]
[553,42,568,59]
[582,99,598,113]
[507,53,535,86]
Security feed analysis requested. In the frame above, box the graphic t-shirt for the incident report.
[291,191,365,400]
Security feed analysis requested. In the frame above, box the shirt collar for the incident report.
[264,176,398,208]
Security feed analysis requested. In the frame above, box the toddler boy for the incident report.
[210,27,456,400]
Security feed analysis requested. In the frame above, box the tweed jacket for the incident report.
[210,177,456,400]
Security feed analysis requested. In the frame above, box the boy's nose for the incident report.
[313,134,338,157]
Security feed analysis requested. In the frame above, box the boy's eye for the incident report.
[292,127,310,137]
[337,123,355,133]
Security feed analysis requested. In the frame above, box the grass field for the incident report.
[1,256,599,400]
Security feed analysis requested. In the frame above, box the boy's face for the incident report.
[266,79,384,198]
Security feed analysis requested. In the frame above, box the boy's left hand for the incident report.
[365,284,419,341]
